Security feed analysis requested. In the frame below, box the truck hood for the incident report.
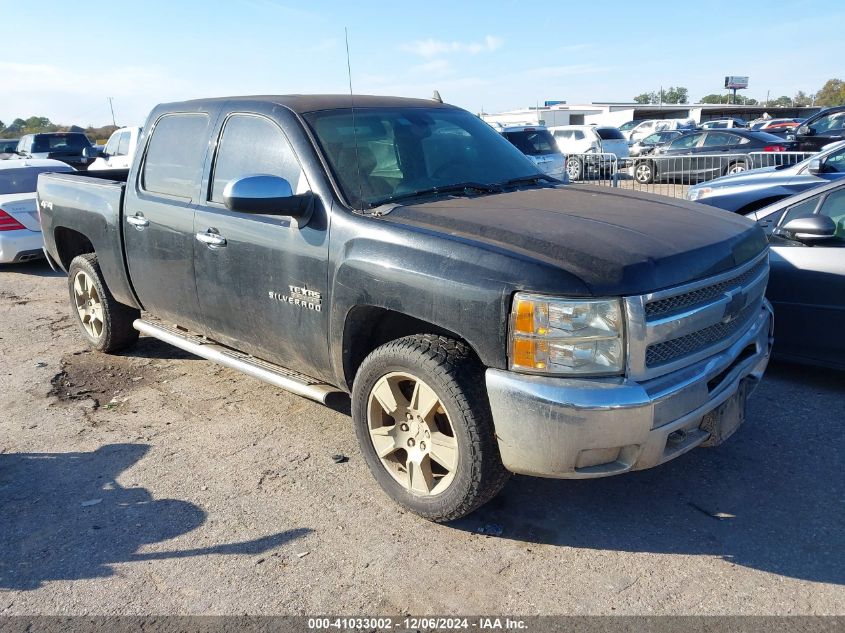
[382,185,767,296]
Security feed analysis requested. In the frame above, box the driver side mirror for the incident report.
[807,158,823,175]
[797,125,811,136]
[81,146,102,159]
[777,215,837,242]
[223,175,311,219]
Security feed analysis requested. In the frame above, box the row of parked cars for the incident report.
[490,106,845,185]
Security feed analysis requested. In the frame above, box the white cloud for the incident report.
[413,59,453,75]
[401,35,503,58]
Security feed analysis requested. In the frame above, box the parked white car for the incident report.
[0,159,73,263]
[496,125,567,180]
[550,125,629,180]
[88,126,141,171]
[622,118,696,141]
[699,118,748,129]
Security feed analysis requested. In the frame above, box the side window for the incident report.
[778,196,820,227]
[104,132,120,156]
[822,147,845,173]
[671,133,702,150]
[116,131,131,156]
[142,113,209,199]
[574,130,585,141]
[703,132,734,147]
[210,114,307,203]
[810,112,845,134]
[818,189,845,237]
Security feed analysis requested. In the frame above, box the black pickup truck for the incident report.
[37,95,774,521]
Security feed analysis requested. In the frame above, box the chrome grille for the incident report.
[624,251,769,381]
[645,259,768,320]
[645,302,758,366]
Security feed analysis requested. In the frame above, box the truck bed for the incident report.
[37,169,140,309]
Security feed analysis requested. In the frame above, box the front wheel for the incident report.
[352,335,509,522]
[68,253,140,353]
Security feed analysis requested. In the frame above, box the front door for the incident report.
[797,110,845,152]
[767,187,845,366]
[192,112,331,379]
[123,110,217,329]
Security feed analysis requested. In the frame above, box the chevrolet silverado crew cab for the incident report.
[38,95,774,521]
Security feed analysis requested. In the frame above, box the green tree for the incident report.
[25,116,51,129]
[793,90,814,107]
[699,93,728,104]
[633,92,654,104]
[815,78,845,106]
[662,86,689,104]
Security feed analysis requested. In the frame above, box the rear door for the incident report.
[192,110,331,377]
[767,188,845,366]
[662,132,703,180]
[123,109,218,330]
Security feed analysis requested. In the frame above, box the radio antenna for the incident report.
[345,27,364,211]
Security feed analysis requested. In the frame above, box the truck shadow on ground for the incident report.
[455,361,845,586]
[0,260,64,278]
[0,444,311,591]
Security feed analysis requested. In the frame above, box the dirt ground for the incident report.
[0,261,843,616]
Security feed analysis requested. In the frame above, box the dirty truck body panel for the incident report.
[38,94,773,484]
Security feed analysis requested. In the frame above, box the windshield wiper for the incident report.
[369,181,503,208]
[499,174,559,188]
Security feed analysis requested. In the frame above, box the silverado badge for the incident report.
[269,285,322,312]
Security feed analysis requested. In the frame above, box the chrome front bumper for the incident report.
[486,302,773,479]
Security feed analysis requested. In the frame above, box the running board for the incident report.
[133,319,340,404]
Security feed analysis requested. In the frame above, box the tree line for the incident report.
[633,78,845,107]
[0,116,119,143]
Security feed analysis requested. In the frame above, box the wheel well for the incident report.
[736,196,785,215]
[54,227,94,270]
[342,307,473,390]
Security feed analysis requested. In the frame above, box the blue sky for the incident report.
[2,0,842,127]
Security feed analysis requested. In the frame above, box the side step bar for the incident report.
[133,319,341,404]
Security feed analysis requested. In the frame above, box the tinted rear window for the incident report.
[0,166,73,194]
[596,128,625,140]
[503,129,558,156]
[142,113,210,199]
[31,134,90,152]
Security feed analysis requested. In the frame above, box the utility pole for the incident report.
[107,97,116,126]
[765,90,770,107]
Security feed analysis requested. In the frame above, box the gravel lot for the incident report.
[1,260,843,616]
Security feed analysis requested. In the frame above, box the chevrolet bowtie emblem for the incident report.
[722,290,746,323]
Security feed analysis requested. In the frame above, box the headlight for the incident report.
[508,293,625,375]
[687,186,712,201]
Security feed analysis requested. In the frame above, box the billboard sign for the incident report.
[724,76,749,89]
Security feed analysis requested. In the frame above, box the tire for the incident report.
[352,334,509,522]
[724,160,748,176]
[67,253,140,353]
[634,160,655,184]
[566,156,583,181]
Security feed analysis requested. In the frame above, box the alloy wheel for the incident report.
[367,372,458,496]
[73,271,104,339]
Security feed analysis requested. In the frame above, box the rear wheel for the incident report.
[352,335,509,522]
[68,253,140,353]
[634,160,655,184]
[725,160,748,176]
[566,157,583,181]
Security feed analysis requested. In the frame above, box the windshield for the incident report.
[619,121,638,131]
[502,129,559,157]
[0,166,73,194]
[31,133,91,153]
[304,107,541,209]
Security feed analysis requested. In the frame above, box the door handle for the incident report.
[195,231,227,248]
[126,214,149,229]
